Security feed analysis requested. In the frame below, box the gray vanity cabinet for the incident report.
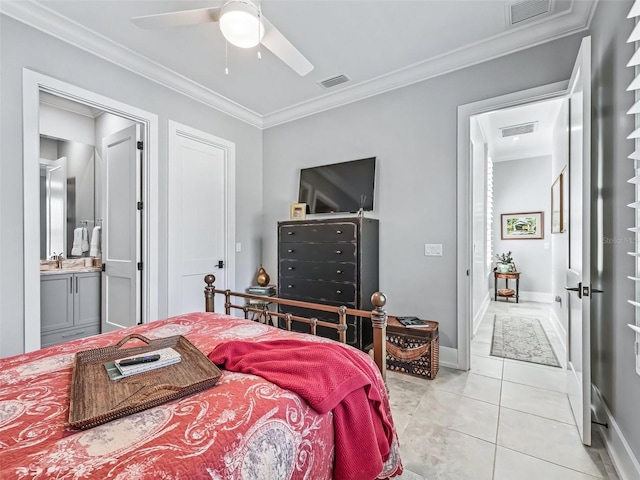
[41,272,101,347]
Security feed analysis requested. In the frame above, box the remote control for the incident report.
[117,354,161,366]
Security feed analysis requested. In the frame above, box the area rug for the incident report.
[491,315,560,367]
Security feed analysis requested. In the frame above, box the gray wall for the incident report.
[492,156,552,297]
[263,34,584,349]
[589,0,640,464]
[0,15,263,357]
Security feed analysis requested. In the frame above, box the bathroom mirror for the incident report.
[39,136,96,260]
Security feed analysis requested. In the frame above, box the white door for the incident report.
[168,122,235,316]
[101,124,142,332]
[565,36,592,446]
[40,156,67,259]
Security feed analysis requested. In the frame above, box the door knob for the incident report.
[565,283,582,298]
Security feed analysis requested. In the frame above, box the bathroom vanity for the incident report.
[40,263,101,348]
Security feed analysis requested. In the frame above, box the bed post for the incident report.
[371,292,388,380]
[204,274,216,313]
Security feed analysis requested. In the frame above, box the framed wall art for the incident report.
[551,171,564,233]
[501,211,544,240]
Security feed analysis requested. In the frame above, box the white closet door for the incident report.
[168,122,235,316]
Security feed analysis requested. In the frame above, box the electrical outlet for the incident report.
[236,243,242,252]
[424,244,443,256]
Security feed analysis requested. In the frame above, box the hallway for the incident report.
[389,300,619,479]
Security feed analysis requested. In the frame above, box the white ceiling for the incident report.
[1,0,596,127]
[477,98,564,162]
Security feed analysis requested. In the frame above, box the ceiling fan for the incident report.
[131,0,314,76]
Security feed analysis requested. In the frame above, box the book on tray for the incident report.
[396,316,431,328]
[104,347,182,380]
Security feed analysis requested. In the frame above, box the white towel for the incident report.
[71,227,83,256]
[81,227,89,253]
[89,226,101,257]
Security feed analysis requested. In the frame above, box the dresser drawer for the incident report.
[279,242,356,262]
[280,222,356,243]
[280,279,357,305]
[280,259,356,282]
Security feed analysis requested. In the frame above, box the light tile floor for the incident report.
[387,300,619,480]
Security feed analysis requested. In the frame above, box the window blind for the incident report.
[627,0,640,376]
[487,156,494,271]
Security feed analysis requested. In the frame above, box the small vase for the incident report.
[256,266,270,286]
[497,264,510,273]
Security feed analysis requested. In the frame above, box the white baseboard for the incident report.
[592,385,640,480]
[440,346,457,369]
[548,308,567,366]
[519,291,553,303]
[473,293,491,336]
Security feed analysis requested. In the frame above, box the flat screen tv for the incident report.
[298,157,376,215]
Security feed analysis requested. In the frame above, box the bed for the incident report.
[0,275,402,479]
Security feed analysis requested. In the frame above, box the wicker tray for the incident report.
[69,334,221,430]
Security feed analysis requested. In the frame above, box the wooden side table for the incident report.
[494,271,520,303]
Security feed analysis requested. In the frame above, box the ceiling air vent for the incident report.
[318,74,350,89]
[500,122,537,137]
[508,0,552,26]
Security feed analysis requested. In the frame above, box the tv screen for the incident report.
[298,157,376,214]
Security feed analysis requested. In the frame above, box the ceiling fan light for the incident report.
[219,1,264,48]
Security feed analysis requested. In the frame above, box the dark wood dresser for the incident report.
[277,217,379,350]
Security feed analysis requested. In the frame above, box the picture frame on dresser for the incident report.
[290,203,306,220]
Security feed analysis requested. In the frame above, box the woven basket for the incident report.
[68,334,221,429]
[498,288,515,297]
[386,332,439,379]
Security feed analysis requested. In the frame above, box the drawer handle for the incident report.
[287,231,294,235]
[287,266,294,271]
[336,230,342,234]
[288,285,294,289]
[336,290,342,294]
[62,330,86,339]
[336,270,343,274]
[287,249,294,253]
[335,250,342,254]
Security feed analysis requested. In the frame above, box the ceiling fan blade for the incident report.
[131,7,221,29]
[260,17,314,76]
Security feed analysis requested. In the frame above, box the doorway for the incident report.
[22,69,159,352]
[476,96,567,351]
[457,81,569,370]
[457,36,593,445]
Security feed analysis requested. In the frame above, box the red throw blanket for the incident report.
[208,339,398,480]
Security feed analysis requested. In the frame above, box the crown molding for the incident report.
[0,0,263,129]
[1,0,597,131]
[261,0,597,129]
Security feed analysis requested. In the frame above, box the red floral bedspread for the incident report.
[0,312,402,479]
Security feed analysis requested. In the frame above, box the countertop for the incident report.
[40,266,102,276]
